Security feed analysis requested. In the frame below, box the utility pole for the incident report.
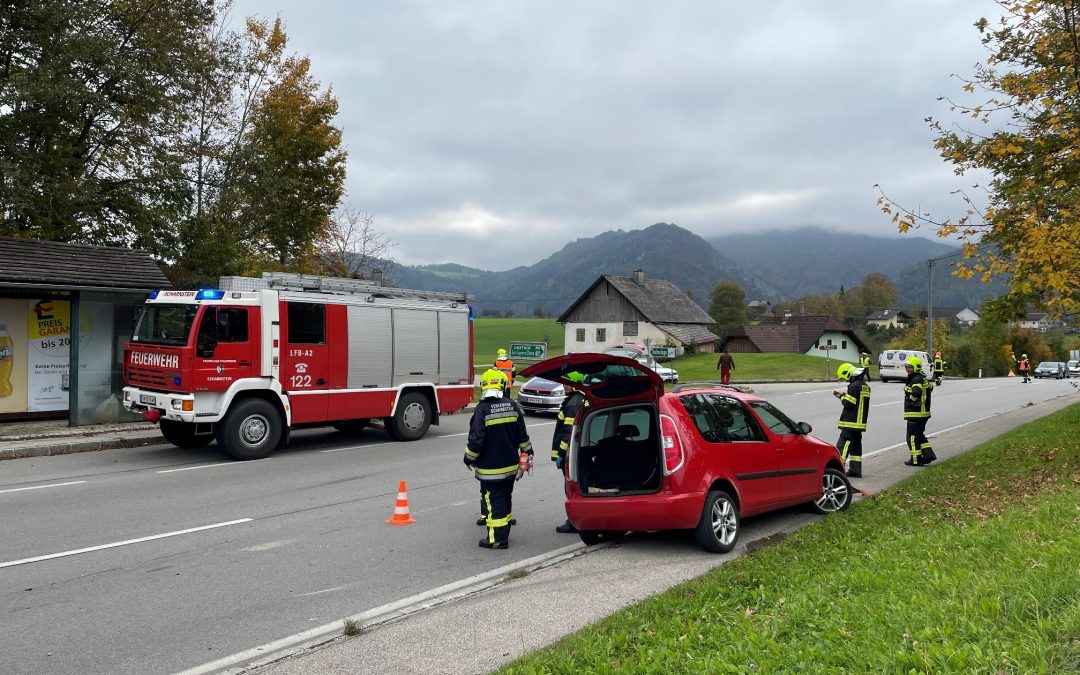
[925,251,963,357]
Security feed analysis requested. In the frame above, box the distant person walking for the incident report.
[859,350,872,378]
[833,363,870,478]
[1018,354,1031,383]
[933,351,946,385]
[902,356,937,467]
[716,349,735,385]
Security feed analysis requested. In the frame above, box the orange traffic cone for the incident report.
[386,480,416,526]
[1008,370,1016,377]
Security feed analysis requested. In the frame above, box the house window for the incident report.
[842,340,848,349]
[596,328,607,342]
[576,328,586,342]
[623,321,638,337]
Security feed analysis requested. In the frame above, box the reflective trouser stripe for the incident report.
[839,439,850,462]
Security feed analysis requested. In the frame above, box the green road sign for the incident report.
[509,342,547,360]
[650,346,675,359]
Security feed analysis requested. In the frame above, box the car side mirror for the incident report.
[796,421,812,435]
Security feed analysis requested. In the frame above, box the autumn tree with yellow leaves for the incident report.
[878,0,1080,320]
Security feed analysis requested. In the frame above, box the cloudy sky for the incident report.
[230,0,992,271]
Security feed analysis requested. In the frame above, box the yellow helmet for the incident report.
[481,368,506,391]
[496,348,508,359]
[905,356,923,373]
[837,363,856,381]
[566,371,585,384]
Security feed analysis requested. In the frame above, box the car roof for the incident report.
[665,382,762,402]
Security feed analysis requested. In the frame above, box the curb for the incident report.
[0,432,165,461]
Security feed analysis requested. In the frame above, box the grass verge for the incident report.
[501,403,1080,673]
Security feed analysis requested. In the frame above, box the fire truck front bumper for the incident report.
[122,387,199,423]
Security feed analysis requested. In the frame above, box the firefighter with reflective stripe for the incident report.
[552,371,588,534]
[933,351,945,386]
[494,348,516,394]
[902,355,937,467]
[833,362,870,478]
[1018,354,1031,383]
[859,351,872,378]
[465,368,533,549]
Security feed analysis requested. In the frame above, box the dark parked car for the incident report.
[1033,361,1065,379]
[520,354,852,553]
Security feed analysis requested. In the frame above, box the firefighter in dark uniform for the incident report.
[859,351,872,379]
[933,351,945,385]
[465,368,533,549]
[902,356,937,467]
[552,371,588,534]
[833,362,870,478]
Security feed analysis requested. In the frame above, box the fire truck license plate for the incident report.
[139,394,157,405]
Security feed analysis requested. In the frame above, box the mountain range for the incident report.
[387,223,1008,317]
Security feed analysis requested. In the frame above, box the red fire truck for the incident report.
[122,272,473,460]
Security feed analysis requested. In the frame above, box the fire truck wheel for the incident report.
[217,398,282,460]
[387,392,431,441]
[159,419,213,448]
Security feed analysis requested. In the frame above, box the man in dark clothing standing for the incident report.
[716,349,735,385]
[833,362,870,478]
[552,371,588,534]
[902,356,937,467]
[465,368,533,549]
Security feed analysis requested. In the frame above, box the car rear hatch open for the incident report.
[522,354,665,497]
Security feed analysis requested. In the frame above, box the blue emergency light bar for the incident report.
[196,289,226,300]
[148,290,159,299]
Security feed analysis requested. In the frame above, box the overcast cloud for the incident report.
[230,0,991,271]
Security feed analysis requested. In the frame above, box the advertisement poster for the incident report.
[0,298,30,413]
[27,299,71,412]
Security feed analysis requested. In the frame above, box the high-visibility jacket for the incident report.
[859,354,871,372]
[551,391,588,461]
[495,357,515,387]
[838,377,871,431]
[903,371,933,419]
[933,356,944,374]
[1019,358,1030,372]
[465,397,533,480]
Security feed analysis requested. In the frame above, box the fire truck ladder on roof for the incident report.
[260,272,471,304]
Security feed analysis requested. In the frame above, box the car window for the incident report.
[704,395,766,442]
[679,394,725,443]
[582,406,652,444]
[748,401,798,434]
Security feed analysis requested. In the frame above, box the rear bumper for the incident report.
[565,490,704,531]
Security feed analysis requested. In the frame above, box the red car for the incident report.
[520,353,852,553]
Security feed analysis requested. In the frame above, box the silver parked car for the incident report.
[516,376,568,414]
[1068,360,1079,377]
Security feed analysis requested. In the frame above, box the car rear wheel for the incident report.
[810,467,852,514]
[694,489,739,553]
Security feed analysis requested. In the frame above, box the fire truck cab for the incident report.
[122,273,473,460]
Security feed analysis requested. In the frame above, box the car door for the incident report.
[749,400,821,500]
[693,394,780,511]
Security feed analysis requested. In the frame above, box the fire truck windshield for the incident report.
[132,304,199,345]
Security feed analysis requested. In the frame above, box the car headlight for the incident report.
[551,385,565,396]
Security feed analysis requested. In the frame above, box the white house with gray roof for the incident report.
[557,270,718,355]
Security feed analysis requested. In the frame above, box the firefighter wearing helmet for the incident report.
[1018,353,1031,383]
[833,362,870,478]
[464,368,533,549]
[494,348,516,394]
[933,351,945,386]
[552,371,588,534]
[902,355,937,467]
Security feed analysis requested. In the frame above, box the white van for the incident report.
[878,349,933,383]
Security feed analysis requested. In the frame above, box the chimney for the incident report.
[632,269,645,285]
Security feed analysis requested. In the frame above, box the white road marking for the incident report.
[0,480,86,495]
[0,518,253,569]
[320,442,397,454]
[157,462,258,474]
[863,413,999,458]
[871,401,901,407]
[972,387,998,392]
[297,586,346,597]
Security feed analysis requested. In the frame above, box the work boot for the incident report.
[555,519,577,534]
[478,539,509,550]
[923,449,938,463]
[904,459,928,467]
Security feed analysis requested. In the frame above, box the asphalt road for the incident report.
[1,376,1076,674]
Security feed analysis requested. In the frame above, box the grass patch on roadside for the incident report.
[501,404,1080,674]
[671,352,861,384]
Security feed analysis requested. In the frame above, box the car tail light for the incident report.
[660,414,684,475]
